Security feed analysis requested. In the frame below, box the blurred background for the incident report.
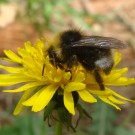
[0,0,135,135]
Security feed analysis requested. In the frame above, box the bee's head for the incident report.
[51,29,83,51]
[60,30,83,48]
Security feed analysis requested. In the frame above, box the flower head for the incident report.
[0,38,135,118]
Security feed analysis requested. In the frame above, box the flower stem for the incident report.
[55,121,62,135]
[98,102,107,135]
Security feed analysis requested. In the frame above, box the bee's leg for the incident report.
[94,69,105,90]
[48,47,64,69]
[66,55,78,71]
[42,56,64,76]
[66,55,78,80]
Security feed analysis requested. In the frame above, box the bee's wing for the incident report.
[72,36,128,49]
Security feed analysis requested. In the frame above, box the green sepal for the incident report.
[58,107,76,132]
[44,100,56,121]
[75,103,92,128]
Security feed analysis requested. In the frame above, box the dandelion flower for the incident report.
[0,39,135,118]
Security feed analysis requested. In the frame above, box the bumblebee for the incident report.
[47,29,127,90]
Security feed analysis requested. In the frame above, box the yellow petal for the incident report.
[64,91,75,115]
[0,65,23,73]
[108,96,126,104]
[0,74,35,86]
[113,52,121,67]
[88,89,112,97]
[3,82,45,93]
[53,70,62,82]
[106,68,128,82]
[35,39,46,54]
[47,71,53,81]
[111,68,128,75]
[65,82,86,92]
[108,89,135,103]
[17,48,29,58]
[4,50,22,63]
[13,88,33,115]
[99,97,121,110]
[107,77,135,86]
[0,57,15,62]
[78,90,97,103]
[84,73,96,84]
[32,85,58,112]
[74,72,85,82]
[105,73,123,83]
[63,72,71,80]
[23,89,42,106]
[24,42,34,52]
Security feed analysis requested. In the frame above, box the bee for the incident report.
[47,29,127,90]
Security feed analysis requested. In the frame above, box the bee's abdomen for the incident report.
[75,48,98,70]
